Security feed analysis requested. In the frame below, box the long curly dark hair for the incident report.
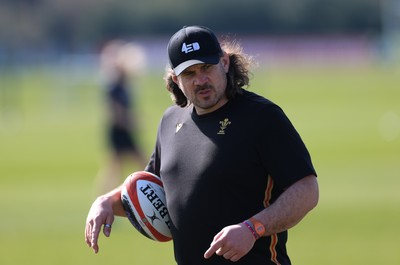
[164,40,255,107]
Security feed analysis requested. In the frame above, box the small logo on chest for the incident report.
[176,123,183,133]
[218,118,231,135]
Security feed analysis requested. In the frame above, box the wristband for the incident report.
[249,217,266,238]
[243,220,259,239]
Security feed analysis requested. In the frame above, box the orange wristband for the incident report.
[249,217,266,238]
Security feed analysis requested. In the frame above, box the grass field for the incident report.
[0,63,399,265]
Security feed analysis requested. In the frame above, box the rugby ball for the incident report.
[121,171,172,242]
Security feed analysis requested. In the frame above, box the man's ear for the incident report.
[172,74,179,85]
[221,52,230,73]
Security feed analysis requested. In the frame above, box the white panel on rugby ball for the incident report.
[121,171,172,242]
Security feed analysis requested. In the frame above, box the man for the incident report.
[94,40,148,194]
[85,25,319,265]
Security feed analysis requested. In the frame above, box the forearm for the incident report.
[253,175,319,235]
[203,176,318,261]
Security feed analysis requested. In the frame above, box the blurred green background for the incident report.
[1,0,400,264]
[1,65,399,265]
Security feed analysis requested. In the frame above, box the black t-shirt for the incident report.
[146,90,316,265]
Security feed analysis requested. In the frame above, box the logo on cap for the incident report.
[181,42,200,54]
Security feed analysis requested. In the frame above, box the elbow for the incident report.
[297,174,319,212]
[309,175,319,211]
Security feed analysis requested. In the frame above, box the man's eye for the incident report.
[182,71,194,77]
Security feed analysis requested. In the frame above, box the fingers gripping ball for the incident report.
[121,171,172,242]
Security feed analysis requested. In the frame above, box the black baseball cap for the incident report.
[167,26,223,75]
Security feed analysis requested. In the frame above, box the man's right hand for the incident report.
[84,195,116,253]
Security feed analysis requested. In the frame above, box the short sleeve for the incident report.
[258,105,316,189]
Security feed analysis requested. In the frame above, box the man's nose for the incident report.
[193,72,208,86]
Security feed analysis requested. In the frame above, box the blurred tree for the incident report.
[0,0,383,53]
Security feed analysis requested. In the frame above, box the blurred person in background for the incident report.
[86,26,319,265]
[94,40,147,194]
